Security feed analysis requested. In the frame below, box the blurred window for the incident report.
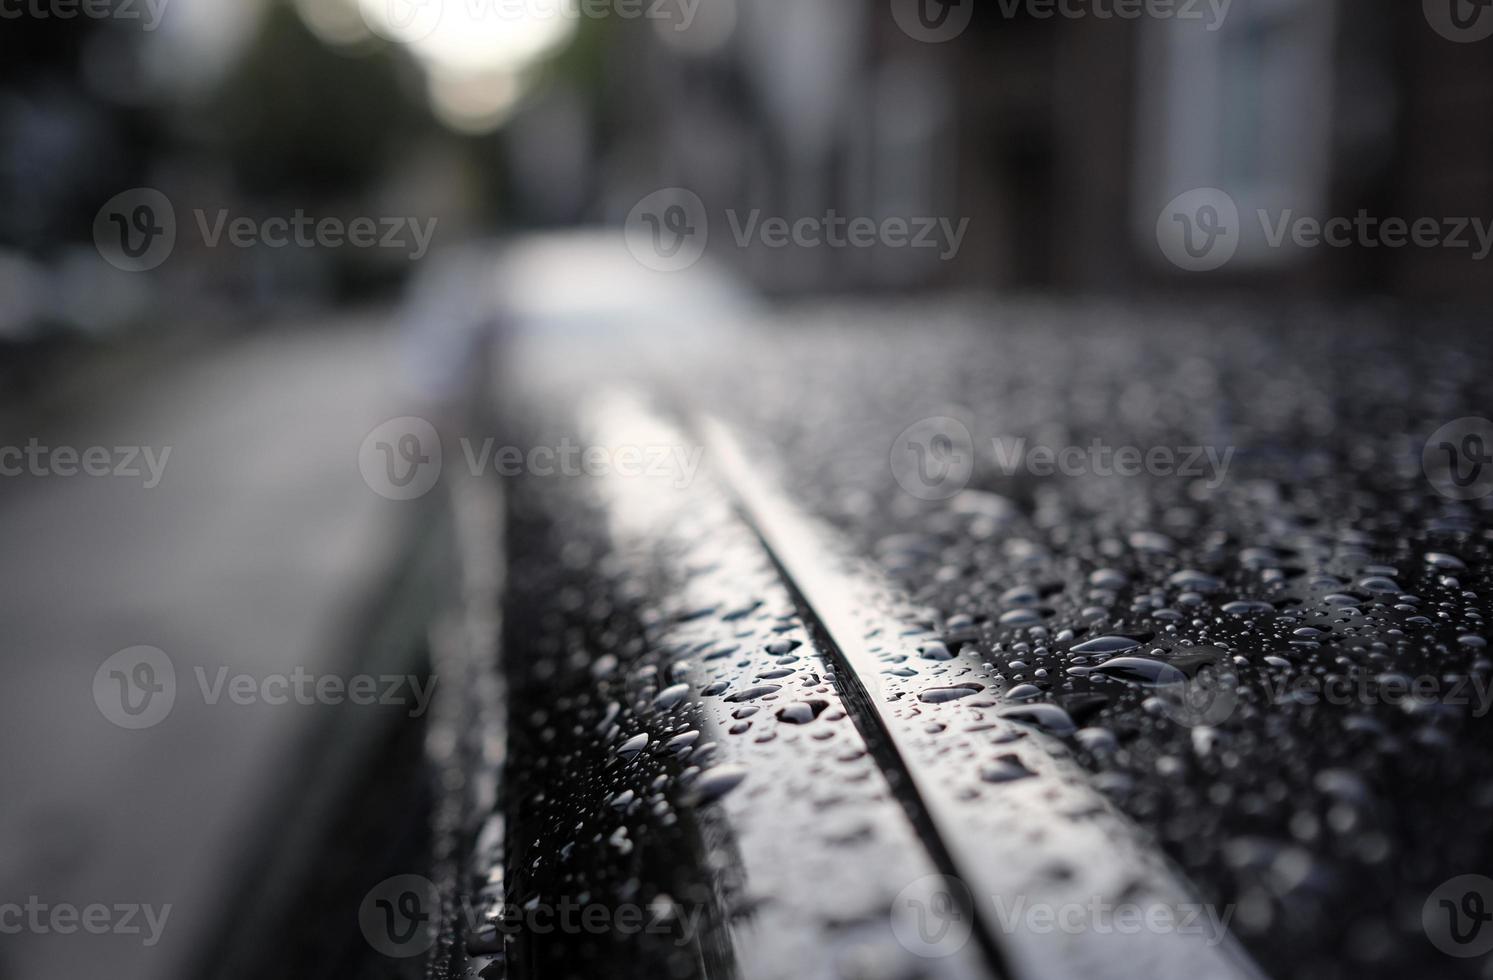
[1135,0,1338,268]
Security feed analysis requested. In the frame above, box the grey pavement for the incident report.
[0,316,419,980]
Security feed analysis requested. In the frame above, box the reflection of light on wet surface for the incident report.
[700,416,1266,980]
[497,389,992,980]
[581,389,696,538]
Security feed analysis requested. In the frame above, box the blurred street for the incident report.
[0,316,424,980]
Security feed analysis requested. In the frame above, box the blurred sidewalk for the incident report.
[0,315,423,980]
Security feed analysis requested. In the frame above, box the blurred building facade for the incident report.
[3,0,1491,339]
[556,0,1493,300]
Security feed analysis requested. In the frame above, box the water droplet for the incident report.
[1221,600,1274,615]
[1128,531,1175,553]
[617,733,649,757]
[1001,585,1041,607]
[919,642,956,661]
[919,684,985,704]
[996,702,1077,736]
[1090,657,1189,685]
[776,700,829,725]
[1072,635,1142,655]
[980,754,1036,783]
[653,683,690,709]
[692,765,748,803]
[1356,576,1401,595]
[1075,727,1118,752]
[1168,570,1223,592]
[724,684,782,703]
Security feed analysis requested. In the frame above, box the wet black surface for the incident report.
[470,295,1493,980]
[481,384,987,980]
[695,299,1493,980]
